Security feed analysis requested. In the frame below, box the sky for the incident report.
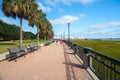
[0,0,120,39]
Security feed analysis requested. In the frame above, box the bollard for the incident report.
[83,47,92,69]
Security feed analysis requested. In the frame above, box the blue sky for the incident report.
[0,0,120,39]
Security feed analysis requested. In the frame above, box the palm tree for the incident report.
[29,10,46,44]
[2,0,16,18]
[38,19,54,41]
[2,0,38,46]
[15,0,39,46]
[35,10,42,44]
[42,19,54,40]
[47,23,54,40]
[46,22,54,40]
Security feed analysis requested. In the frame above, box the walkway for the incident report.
[0,42,91,80]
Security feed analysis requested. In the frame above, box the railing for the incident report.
[63,40,120,80]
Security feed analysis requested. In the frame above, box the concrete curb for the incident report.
[0,52,9,61]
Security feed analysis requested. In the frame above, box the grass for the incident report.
[0,39,46,54]
[71,40,120,60]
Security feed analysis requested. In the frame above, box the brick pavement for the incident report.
[0,42,91,80]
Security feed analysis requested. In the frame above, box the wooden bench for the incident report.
[8,46,27,61]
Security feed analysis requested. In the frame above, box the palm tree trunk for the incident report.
[20,17,23,46]
[45,35,47,41]
[37,27,39,44]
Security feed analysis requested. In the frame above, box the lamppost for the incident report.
[68,23,70,42]
[63,32,65,40]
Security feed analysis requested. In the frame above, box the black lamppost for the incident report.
[68,23,70,42]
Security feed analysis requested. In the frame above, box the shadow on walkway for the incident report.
[63,44,85,80]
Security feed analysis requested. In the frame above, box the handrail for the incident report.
[89,49,120,65]
[63,40,120,80]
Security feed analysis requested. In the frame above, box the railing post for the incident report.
[83,48,92,69]
[74,44,78,54]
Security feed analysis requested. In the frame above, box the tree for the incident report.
[2,0,16,18]
[47,23,54,40]
[29,10,46,44]
[41,18,54,40]
[23,31,35,40]
[2,0,38,46]
[0,19,35,40]
[2,0,54,43]
[0,19,20,40]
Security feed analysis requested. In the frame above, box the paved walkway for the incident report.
[0,42,91,80]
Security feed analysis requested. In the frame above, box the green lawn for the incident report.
[0,40,46,54]
[71,40,120,60]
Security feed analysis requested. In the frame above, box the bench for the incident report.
[44,42,51,46]
[28,44,40,52]
[8,46,27,61]
[34,44,40,50]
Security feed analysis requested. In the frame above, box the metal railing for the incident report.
[63,40,120,80]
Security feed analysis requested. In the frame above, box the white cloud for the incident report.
[46,0,56,6]
[91,21,120,30]
[71,29,120,39]
[45,0,97,6]
[50,15,79,25]
[88,30,120,38]
[70,32,85,39]
[80,0,96,5]
[0,17,11,24]
[79,14,86,17]
[38,2,52,12]
[0,17,17,25]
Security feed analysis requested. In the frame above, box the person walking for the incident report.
[56,39,58,44]
[60,39,62,45]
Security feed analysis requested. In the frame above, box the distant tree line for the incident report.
[0,20,35,41]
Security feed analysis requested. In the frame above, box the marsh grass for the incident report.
[71,40,120,60]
